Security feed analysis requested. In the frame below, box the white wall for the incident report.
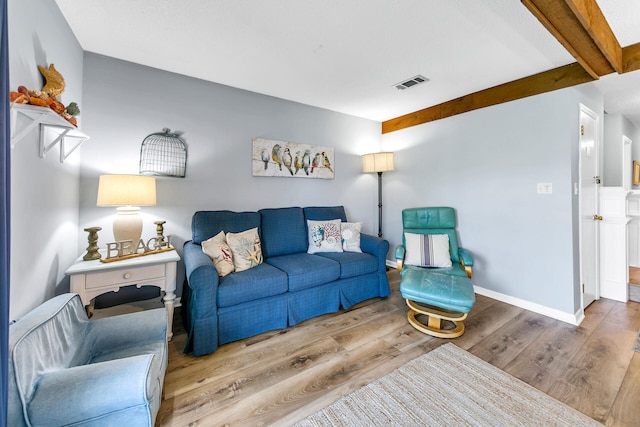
[382,86,604,317]
[78,53,383,299]
[8,0,83,320]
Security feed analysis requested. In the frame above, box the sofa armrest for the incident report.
[29,355,157,426]
[184,241,219,292]
[89,308,167,350]
[395,245,406,271]
[360,233,390,273]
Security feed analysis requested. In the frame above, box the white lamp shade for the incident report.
[97,175,156,206]
[362,152,395,173]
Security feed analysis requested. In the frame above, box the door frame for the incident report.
[578,103,600,311]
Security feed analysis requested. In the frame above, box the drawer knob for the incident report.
[123,272,132,279]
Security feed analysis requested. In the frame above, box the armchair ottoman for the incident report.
[400,270,475,337]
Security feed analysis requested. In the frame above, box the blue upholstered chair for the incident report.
[395,207,476,338]
[8,293,168,427]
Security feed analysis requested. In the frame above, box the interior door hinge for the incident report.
[582,283,585,293]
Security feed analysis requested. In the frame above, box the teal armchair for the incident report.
[395,207,473,278]
[395,207,476,338]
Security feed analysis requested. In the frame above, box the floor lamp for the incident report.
[362,152,394,238]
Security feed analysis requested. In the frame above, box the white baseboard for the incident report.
[473,285,583,326]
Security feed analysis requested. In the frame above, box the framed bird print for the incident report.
[252,138,335,179]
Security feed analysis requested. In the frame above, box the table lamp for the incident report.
[362,152,394,238]
[97,174,156,254]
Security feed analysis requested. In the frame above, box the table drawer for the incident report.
[85,264,165,289]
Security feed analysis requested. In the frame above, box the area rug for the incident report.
[294,343,600,427]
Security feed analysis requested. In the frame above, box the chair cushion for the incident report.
[217,263,288,307]
[316,252,378,279]
[266,253,340,291]
[400,270,475,313]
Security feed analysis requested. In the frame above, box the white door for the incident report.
[580,104,600,309]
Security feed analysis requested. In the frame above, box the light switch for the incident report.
[537,183,553,194]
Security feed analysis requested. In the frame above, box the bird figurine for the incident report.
[261,148,270,170]
[302,150,311,175]
[272,144,283,171]
[37,64,65,98]
[322,151,333,173]
[283,148,294,175]
[311,152,322,173]
[294,151,303,175]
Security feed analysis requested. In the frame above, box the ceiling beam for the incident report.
[381,0,633,134]
[564,0,623,73]
[623,42,640,73]
[522,0,614,77]
[382,63,594,134]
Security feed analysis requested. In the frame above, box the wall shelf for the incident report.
[10,103,89,163]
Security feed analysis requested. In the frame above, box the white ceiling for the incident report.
[54,0,640,127]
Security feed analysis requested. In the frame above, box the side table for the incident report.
[65,249,180,340]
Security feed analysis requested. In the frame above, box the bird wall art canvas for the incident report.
[252,138,335,179]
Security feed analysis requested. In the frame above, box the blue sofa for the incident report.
[183,206,390,356]
[8,293,167,427]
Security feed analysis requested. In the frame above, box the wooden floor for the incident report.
[157,270,640,426]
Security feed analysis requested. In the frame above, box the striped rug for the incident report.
[294,343,600,427]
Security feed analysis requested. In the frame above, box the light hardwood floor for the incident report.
[157,270,640,426]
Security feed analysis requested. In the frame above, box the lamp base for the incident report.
[113,206,142,255]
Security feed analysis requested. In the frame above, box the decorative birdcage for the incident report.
[139,128,187,177]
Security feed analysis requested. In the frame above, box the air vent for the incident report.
[394,74,429,90]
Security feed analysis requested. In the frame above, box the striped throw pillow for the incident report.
[404,233,452,268]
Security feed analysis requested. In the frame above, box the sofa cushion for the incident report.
[192,210,261,245]
[303,206,348,222]
[307,219,343,254]
[259,207,308,258]
[266,253,340,291]
[217,263,288,307]
[316,251,378,279]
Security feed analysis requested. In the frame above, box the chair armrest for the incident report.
[29,355,156,426]
[395,245,406,271]
[89,308,167,350]
[360,233,390,273]
[458,247,474,278]
[458,248,473,266]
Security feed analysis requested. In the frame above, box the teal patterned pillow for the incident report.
[307,219,344,254]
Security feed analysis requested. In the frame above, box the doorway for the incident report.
[579,104,600,309]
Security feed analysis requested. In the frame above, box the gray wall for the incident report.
[8,0,84,320]
[382,86,604,316]
[78,53,383,299]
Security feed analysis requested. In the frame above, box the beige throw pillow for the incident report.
[226,227,263,272]
[202,231,235,277]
